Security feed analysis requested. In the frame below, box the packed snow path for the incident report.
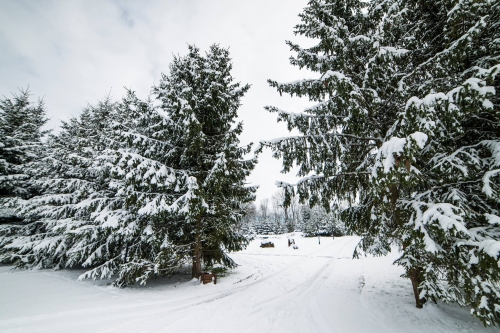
[0,235,494,332]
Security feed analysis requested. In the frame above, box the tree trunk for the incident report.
[409,266,426,308]
[390,169,425,308]
[191,217,202,279]
[389,184,401,226]
[192,239,202,279]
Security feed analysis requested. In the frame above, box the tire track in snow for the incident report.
[254,236,360,304]
[235,236,360,333]
[89,237,361,332]
[96,237,361,332]
[0,237,361,333]
[152,236,361,333]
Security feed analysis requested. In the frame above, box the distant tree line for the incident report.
[237,189,347,238]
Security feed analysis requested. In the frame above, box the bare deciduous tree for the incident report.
[259,198,269,221]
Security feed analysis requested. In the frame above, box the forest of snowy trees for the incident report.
[0,45,257,286]
[236,191,346,238]
[1,0,499,327]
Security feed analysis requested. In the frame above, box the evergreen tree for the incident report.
[0,98,125,272]
[152,44,257,279]
[302,205,345,238]
[252,198,277,235]
[259,0,398,247]
[369,0,500,324]
[261,0,500,325]
[330,203,347,237]
[289,195,303,232]
[300,204,311,233]
[303,206,325,239]
[237,203,257,236]
[0,89,48,213]
[77,91,190,286]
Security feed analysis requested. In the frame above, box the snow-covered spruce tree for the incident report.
[299,204,311,233]
[258,0,401,250]
[260,0,500,325]
[79,90,193,286]
[0,98,126,273]
[303,206,329,239]
[369,0,500,324]
[302,205,344,238]
[237,203,257,236]
[258,0,399,213]
[0,89,48,217]
[153,44,256,279]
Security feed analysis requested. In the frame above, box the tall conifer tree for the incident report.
[259,0,400,252]
[371,0,500,324]
[90,90,191,286]
[262,0,500,325]
[0,89,48,207]
[153,44,257,278]
[0,98,125,271]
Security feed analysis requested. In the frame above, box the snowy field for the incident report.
[0,234,495,333]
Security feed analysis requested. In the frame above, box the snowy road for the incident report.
[0,235,495,333]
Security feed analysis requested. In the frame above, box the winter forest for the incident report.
[1,0,499,332]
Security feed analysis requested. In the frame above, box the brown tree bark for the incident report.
[191,217,202,279]
[409,266,426,308]
[390,184,401,227]
[390,182,425,308]
[191,239,202,279]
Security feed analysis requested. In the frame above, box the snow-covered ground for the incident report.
[0,234,494,333]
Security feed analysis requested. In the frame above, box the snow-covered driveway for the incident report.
[0,235,494,332]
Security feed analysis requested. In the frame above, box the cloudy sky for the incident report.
[0,0,316,203]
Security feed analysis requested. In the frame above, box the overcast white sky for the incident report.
[0,0,316,203]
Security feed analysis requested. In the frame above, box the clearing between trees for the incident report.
[0,234,494,333]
